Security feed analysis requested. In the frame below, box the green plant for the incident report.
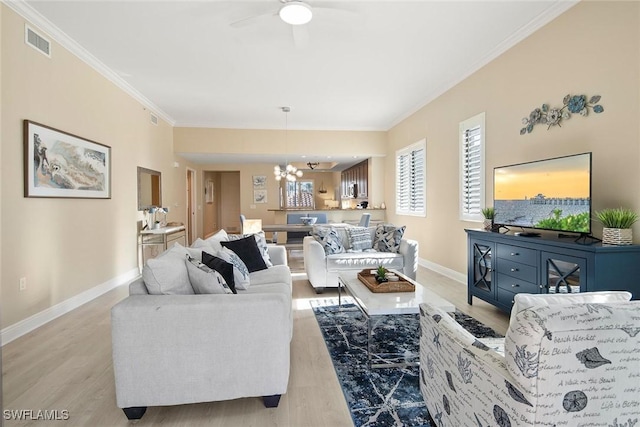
[534,209,590,233]
[595,208,639,229]
[376,265,387,279]
[481,207,495,219]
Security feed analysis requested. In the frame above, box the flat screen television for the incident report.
[493,152,592,235]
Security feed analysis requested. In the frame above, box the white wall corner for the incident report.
[1,269,139,346]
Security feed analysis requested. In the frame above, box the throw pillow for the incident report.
[220,235,268,273]
[346,226,373,252]
[204,229,229,253]
[312,226,345,255]
[373,224,406,253]
[510,291,633,328]
[217,247,251,290]
[228,231,273,267]
[185,255,234,295]
[142,244,194,295]
[202,251,236,294]
[191,238,217,255]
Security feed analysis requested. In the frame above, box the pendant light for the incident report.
[274,107,303,181]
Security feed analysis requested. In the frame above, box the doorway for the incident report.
[202,171,241,236]
[186,168,196,244]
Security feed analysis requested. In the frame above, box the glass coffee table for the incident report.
[338,270,455,368]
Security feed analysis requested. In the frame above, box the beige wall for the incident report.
[386,1,640,275]
[174,127,387,158]
[0,6,192,328]
[175,126,387,232]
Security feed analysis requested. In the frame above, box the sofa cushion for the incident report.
[373,224,406,253]
[217,247,251,290]
[326,251,404,272]
[221,235,268,273]
[312,226,345,255]
[249,264,292,287]
[142,244,194,295]
[228,231,273,267]
[346,226,373,251]
[186,255,234,294]
[202,251,237,294]
[510,291,632,327]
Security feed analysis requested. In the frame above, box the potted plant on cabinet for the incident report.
[595,207,639,245]
[481,207,496,231]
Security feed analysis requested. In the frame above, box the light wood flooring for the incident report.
[2,251,509,426]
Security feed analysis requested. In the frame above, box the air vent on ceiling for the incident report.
[150,113,159,126]
[25,25,51,58]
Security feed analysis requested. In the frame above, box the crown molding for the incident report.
[388,0,580,130]
[2,0,176,126]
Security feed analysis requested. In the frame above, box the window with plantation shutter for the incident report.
[459,113,485,222]
[396,139,426,217]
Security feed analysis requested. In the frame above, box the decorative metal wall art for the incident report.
[520,94,604,135]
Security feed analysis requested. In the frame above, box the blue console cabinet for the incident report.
[466,229,640,313]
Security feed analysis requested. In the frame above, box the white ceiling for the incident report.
[20,0,577,134]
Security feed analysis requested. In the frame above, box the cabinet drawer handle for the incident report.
[510,268,519,272]
[512,284,520,288]
[510,252,519,256]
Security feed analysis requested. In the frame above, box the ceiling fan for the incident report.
[230,0,354,47]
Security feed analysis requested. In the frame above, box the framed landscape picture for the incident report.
[24,120,111,198]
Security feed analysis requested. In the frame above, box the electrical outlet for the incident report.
[19,277,27,291]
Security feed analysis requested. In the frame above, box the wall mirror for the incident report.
[137,167,162,211]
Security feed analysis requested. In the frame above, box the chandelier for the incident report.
[274,107,303,181]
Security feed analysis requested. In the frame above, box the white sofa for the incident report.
[419,294,640,426]
[303,224,418,293]
[111,242,292,420]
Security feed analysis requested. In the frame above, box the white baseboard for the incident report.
[419,258,466,285]
[1,268,139,346]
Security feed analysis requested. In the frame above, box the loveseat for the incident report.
[303,223,418,292]
[111,232,292,420]
[419,292,640,426]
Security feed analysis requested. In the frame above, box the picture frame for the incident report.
[254,189,267,204]
[24,120,111,199]
[205,179,214,204]
[253,175,266,189]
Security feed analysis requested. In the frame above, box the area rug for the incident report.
[311,297,503,427]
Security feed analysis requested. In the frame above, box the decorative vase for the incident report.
[602,227,633,245]
[483,219,493,231]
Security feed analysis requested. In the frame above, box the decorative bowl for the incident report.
[300,217,317,225]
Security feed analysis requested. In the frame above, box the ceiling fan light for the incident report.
[279,2,313,25]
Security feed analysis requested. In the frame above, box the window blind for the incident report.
[396,141,426,216]
[459,113,485,221]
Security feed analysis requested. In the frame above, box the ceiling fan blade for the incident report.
[230,10,278,28]
[292,25,309,48]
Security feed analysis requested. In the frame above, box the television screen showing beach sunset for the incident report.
[493,153,591,233]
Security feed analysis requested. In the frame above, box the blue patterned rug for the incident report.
[311,297,502,427]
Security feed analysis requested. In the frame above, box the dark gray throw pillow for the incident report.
[220,235,268,273]
[202,251,237,294]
